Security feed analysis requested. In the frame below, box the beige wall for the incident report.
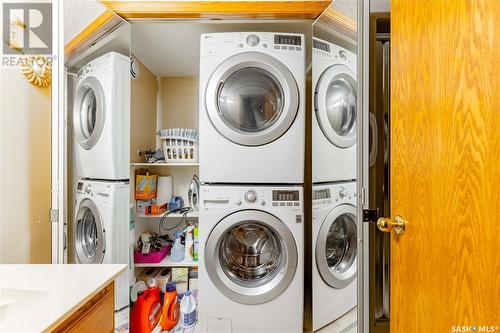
[130,59,158,163]
[158,76,198,130]
[0,69,51,264]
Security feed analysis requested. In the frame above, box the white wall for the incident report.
[0,69,51,263]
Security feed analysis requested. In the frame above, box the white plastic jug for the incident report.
[180,290,197,328]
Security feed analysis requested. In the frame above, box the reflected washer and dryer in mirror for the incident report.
[312,180,357,331]
[312,37,357,183]
[73,52,130,180]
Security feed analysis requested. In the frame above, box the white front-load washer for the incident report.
[74,179,130,310]
[312,181,357,331]
[73,52,130,180]
[199,185,304,332]
[200,32,305,184]
[313,38,357,183]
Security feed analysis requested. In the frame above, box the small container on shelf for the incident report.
[159,128,199,163]
[134,244,172,264]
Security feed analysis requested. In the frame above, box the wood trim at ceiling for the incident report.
[100,1,332,20]
[64,10,121,59]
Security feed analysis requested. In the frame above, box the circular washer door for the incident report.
[205,210,298,304]
[205,52,299,146]
[315,64,357,148]
[316,204,357,288]
[73,76,106,150]
[74,198,105,264]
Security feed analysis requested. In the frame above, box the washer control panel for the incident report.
[313,182,356,209]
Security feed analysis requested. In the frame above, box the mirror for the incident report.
[63,2,131,319]
[310,1,358,332]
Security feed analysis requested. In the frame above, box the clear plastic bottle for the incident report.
[171,231,185,262]
[180,290,197,328]
[185,229,194,262]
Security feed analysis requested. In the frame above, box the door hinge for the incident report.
[50,209,59,223]
[363,208,380,223]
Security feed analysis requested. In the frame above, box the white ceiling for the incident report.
[131,21,312,77]
[63,0,108,44]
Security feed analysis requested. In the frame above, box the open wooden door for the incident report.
[374,0,500,331]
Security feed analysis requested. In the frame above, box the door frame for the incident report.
[357,0,371,332]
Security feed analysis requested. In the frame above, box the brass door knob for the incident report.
[376,216,406,235]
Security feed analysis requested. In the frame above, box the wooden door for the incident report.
[390,0,500,332]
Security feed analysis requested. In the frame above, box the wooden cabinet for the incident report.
[52,282,115,333]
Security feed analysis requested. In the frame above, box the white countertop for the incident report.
[0,264,126,332]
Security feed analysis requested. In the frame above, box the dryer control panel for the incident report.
[313,182,357,210]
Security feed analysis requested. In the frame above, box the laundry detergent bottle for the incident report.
[130,279,162,333]
[159,282,179,330]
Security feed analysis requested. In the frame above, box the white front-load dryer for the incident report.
[312,181,357,331]
[74,179,130,310]
[200,32,305,184]
[313,38,357,183]
[199,185,304,332]
[73,52,130,180]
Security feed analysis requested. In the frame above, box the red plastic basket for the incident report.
[134,244,172,263]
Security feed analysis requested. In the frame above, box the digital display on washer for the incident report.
[313,188,331,200]
[274,35,302,46]
[77,182,83,191]
[273,190,300,201]
[313,39,330,52]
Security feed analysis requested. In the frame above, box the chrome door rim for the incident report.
[73,76,106,150]
[74,198,105,264]
[315,64,357,148]
[205,210,298,304]
[316,204,357,288]
[205,52,299,146]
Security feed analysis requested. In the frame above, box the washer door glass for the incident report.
[219,222,282,284]
[218,68,283,133]
[206,52,299,146]
[75,199,105,264]
[316,204,357,288]
[73,76,106,150]
[315,64,357,148]
[205,210,298,304]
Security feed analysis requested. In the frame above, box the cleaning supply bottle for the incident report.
[180,290,197,328]
[130,279,162,333]
[184,228,194,262]
[159,282,179,331]
[171,231,185,262]
[193,227,199,262]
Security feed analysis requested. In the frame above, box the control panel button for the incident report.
[339,187,347,199]
[246,34,260,46]
[274,45,280,49]
[339,49,347,60]
[236,200,242,206]
[244,190,257,203]
[85,185,91,194]
[260,201,266,206]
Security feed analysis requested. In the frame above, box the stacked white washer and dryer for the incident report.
[72,52,131,311]
[312,37,358,331]
[198,32,305,332]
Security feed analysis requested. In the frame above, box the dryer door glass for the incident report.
[218,68,283,133]
[204,210,298,304]
[75,199,105,264]
[205,52,299,146]
[315,65,357,148]
[325,77,356,136]
[80,89,97,139]
[73,77,106,150]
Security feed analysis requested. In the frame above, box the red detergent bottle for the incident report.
[159,282,179,331]
[130,279,162,333]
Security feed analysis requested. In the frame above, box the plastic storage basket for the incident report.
[158,128,199,163]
